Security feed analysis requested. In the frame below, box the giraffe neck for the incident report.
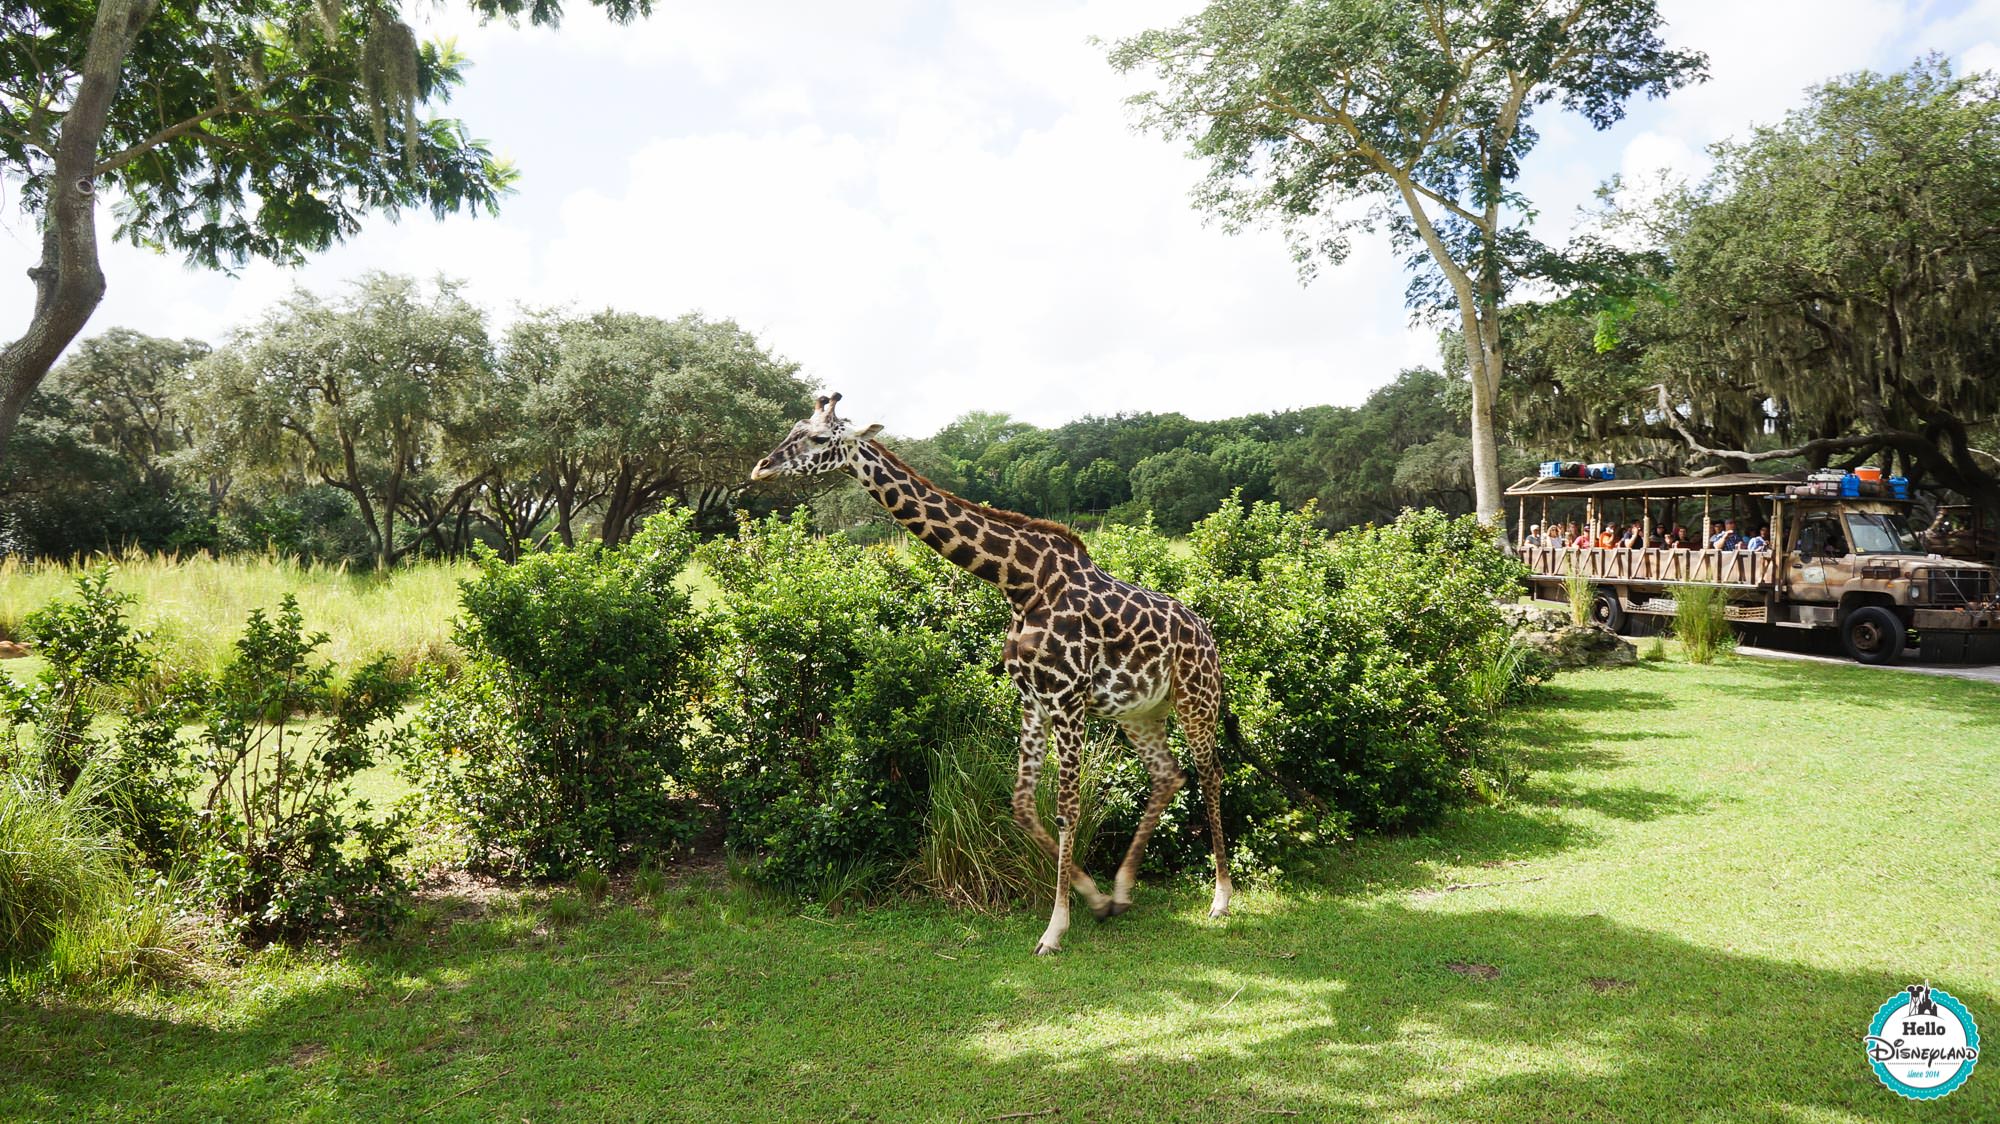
[846,441,1071,603]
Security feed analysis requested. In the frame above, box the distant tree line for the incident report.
[0,273,818,564]
[755,364,1525,544]
[0,276,1507,561]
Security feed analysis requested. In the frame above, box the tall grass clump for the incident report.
[911,726,1117,911]
[1673,585,1735,664]
[0,773,123,966]
[1466,636,1551,718]
[1564,556,1593,626]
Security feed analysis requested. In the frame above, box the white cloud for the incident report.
[4,1,1992,438]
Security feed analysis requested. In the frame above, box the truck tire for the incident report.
[1842,606,1905,665]
[1591,588,1626,634]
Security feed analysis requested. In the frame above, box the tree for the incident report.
[1108,0,1707,527]
[0,0,651,470]
[43,328,208,494]
[1131,446,1230,533]
[519,310,814,546]
[1631,60,2000,510]
[199,273,491,568]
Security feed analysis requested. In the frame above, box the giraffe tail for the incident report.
[1219,695,1242,752]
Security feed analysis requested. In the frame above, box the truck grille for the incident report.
[1930,569,1994,607]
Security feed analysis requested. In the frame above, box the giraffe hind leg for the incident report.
[1176,678,1233,919]
[1108,715,1182,918]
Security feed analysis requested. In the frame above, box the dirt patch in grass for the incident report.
[1446,962,1501,981]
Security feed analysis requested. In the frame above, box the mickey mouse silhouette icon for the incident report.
[1907,984,1942,1018]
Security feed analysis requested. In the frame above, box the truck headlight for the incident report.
[1908,583,1925,603]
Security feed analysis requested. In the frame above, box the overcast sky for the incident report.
[4,0,1996,436]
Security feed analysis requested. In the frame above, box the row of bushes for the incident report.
[3,576,409,988]
[1,500,1539,989]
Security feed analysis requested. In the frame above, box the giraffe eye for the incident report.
[808,434,831,445]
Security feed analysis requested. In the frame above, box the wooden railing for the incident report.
[1523,545,1776,588]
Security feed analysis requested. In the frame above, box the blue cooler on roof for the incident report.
[1888,475,1910,499]
[1539,461,1563,478]
[1839,473,1862,497]
[1587,462,1617,480]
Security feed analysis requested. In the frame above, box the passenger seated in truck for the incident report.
[1711,518,1743,550]
[1746,524,1770,551]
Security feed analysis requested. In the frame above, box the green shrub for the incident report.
[0,569,155,790]
[405,510,710,878]
[0,569,197,868]
[188,597,411,944]
[1093,502,1528,875]
[1673,585,1735,664]
[698,513,1016,901]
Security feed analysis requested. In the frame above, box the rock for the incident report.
[1497,603,1572,634]
[1531,624,1638,669]
[1497,603,1637,669]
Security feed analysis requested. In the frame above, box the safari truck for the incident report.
[1507,473,2000,665]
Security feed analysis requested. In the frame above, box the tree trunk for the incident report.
[0,0,158,469]
[1460,304,1505,531]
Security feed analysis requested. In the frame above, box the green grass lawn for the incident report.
[4,655,1996,1122]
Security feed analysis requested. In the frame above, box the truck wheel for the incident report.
[1842,606,1905,665]
[1591,589,1626,634]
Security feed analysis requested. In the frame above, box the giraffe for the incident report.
[751,393,1232,955]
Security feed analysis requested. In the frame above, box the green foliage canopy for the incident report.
[1108,0,1707,524]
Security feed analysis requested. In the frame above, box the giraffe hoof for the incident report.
[1034,940,1060,956]
[1107,900,1131,918]
[1208,906,1230,920]
[1090,898,1114,922]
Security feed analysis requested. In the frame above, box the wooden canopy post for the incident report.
[1703,494,1712,548]
[1517,497,1527,550]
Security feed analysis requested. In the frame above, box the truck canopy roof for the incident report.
[1504,472,1807,499]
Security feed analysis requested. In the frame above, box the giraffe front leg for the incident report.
[1035,708,1101,954]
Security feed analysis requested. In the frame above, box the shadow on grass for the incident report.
[3,890,1989,1122]
[1715,653,2000,726]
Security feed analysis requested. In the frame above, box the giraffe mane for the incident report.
[867,441,1092,556]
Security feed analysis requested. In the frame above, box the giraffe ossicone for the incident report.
[751,394,1234,955]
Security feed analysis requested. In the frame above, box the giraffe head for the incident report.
[749,392,885,481]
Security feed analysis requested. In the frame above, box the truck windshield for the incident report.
[1845,512,1923,554]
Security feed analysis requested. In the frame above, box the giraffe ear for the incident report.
[855,423,884,441]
